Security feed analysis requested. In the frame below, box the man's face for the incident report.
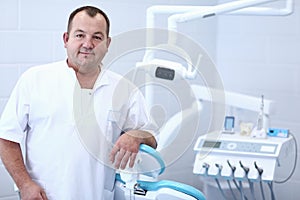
[63,11,111,69]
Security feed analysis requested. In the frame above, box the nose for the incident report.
[82,36,94,49]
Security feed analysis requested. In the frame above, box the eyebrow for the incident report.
[74,29,105,36]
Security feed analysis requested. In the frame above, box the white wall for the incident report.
[0,0,217,198]
[216,0,300,199]
[0,0,299,199]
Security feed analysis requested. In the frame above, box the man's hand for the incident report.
[19,180,48,200]
[109,130,156,169]
[0,139,48,200]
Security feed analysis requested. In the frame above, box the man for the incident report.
[0,6,157,200]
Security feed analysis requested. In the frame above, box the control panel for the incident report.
[196,139,278,155]
[193,133,293,181]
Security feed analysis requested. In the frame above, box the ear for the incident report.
[106,37,111,48]
[63,32,69,48]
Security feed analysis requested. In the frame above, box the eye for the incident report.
[75,33,84,38]
[93,35,103,41]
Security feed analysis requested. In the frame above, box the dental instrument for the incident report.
[254,161,266,200]
[193,132,297,200]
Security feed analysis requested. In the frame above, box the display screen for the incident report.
[155,67,175,80]
[260,145,276,153]
[202,141,221,148]
[224,116,235,130]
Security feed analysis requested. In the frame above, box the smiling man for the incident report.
[0,6,157,200]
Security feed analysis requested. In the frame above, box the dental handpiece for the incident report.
[254,161,263,176]
[239,161,249,175]
[255,162,265,200]
[228,160,249,200]
[215,163,223,176]
[202,162,210,175]
[227,160,236,175]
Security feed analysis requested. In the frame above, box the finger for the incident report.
[120,151,131,170]
[114,148,125,169]
[129,153,137,168]
[109,145,120,163]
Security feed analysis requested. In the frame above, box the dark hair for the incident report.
[67,6,110,37]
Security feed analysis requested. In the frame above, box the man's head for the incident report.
[63,6,111,71]
[67,6,110,37]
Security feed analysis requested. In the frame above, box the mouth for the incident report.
[79,51,93,56]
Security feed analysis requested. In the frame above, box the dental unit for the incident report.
[119,1,296,199]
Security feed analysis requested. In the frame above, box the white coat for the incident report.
[0,60,157,200]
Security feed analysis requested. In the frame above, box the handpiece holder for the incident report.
[251,95,267,138]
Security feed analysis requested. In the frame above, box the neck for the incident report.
[67,59,101,89]
[76,66,100,89]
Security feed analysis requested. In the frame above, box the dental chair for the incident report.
[114,144,206,200]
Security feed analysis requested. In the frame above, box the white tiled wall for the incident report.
[216,0,300,199]
[0,0,299,199]
[0,0,216,198]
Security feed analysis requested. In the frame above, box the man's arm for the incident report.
[0,138,48,200]
[109,130,157,169]
[126,129,157,149]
